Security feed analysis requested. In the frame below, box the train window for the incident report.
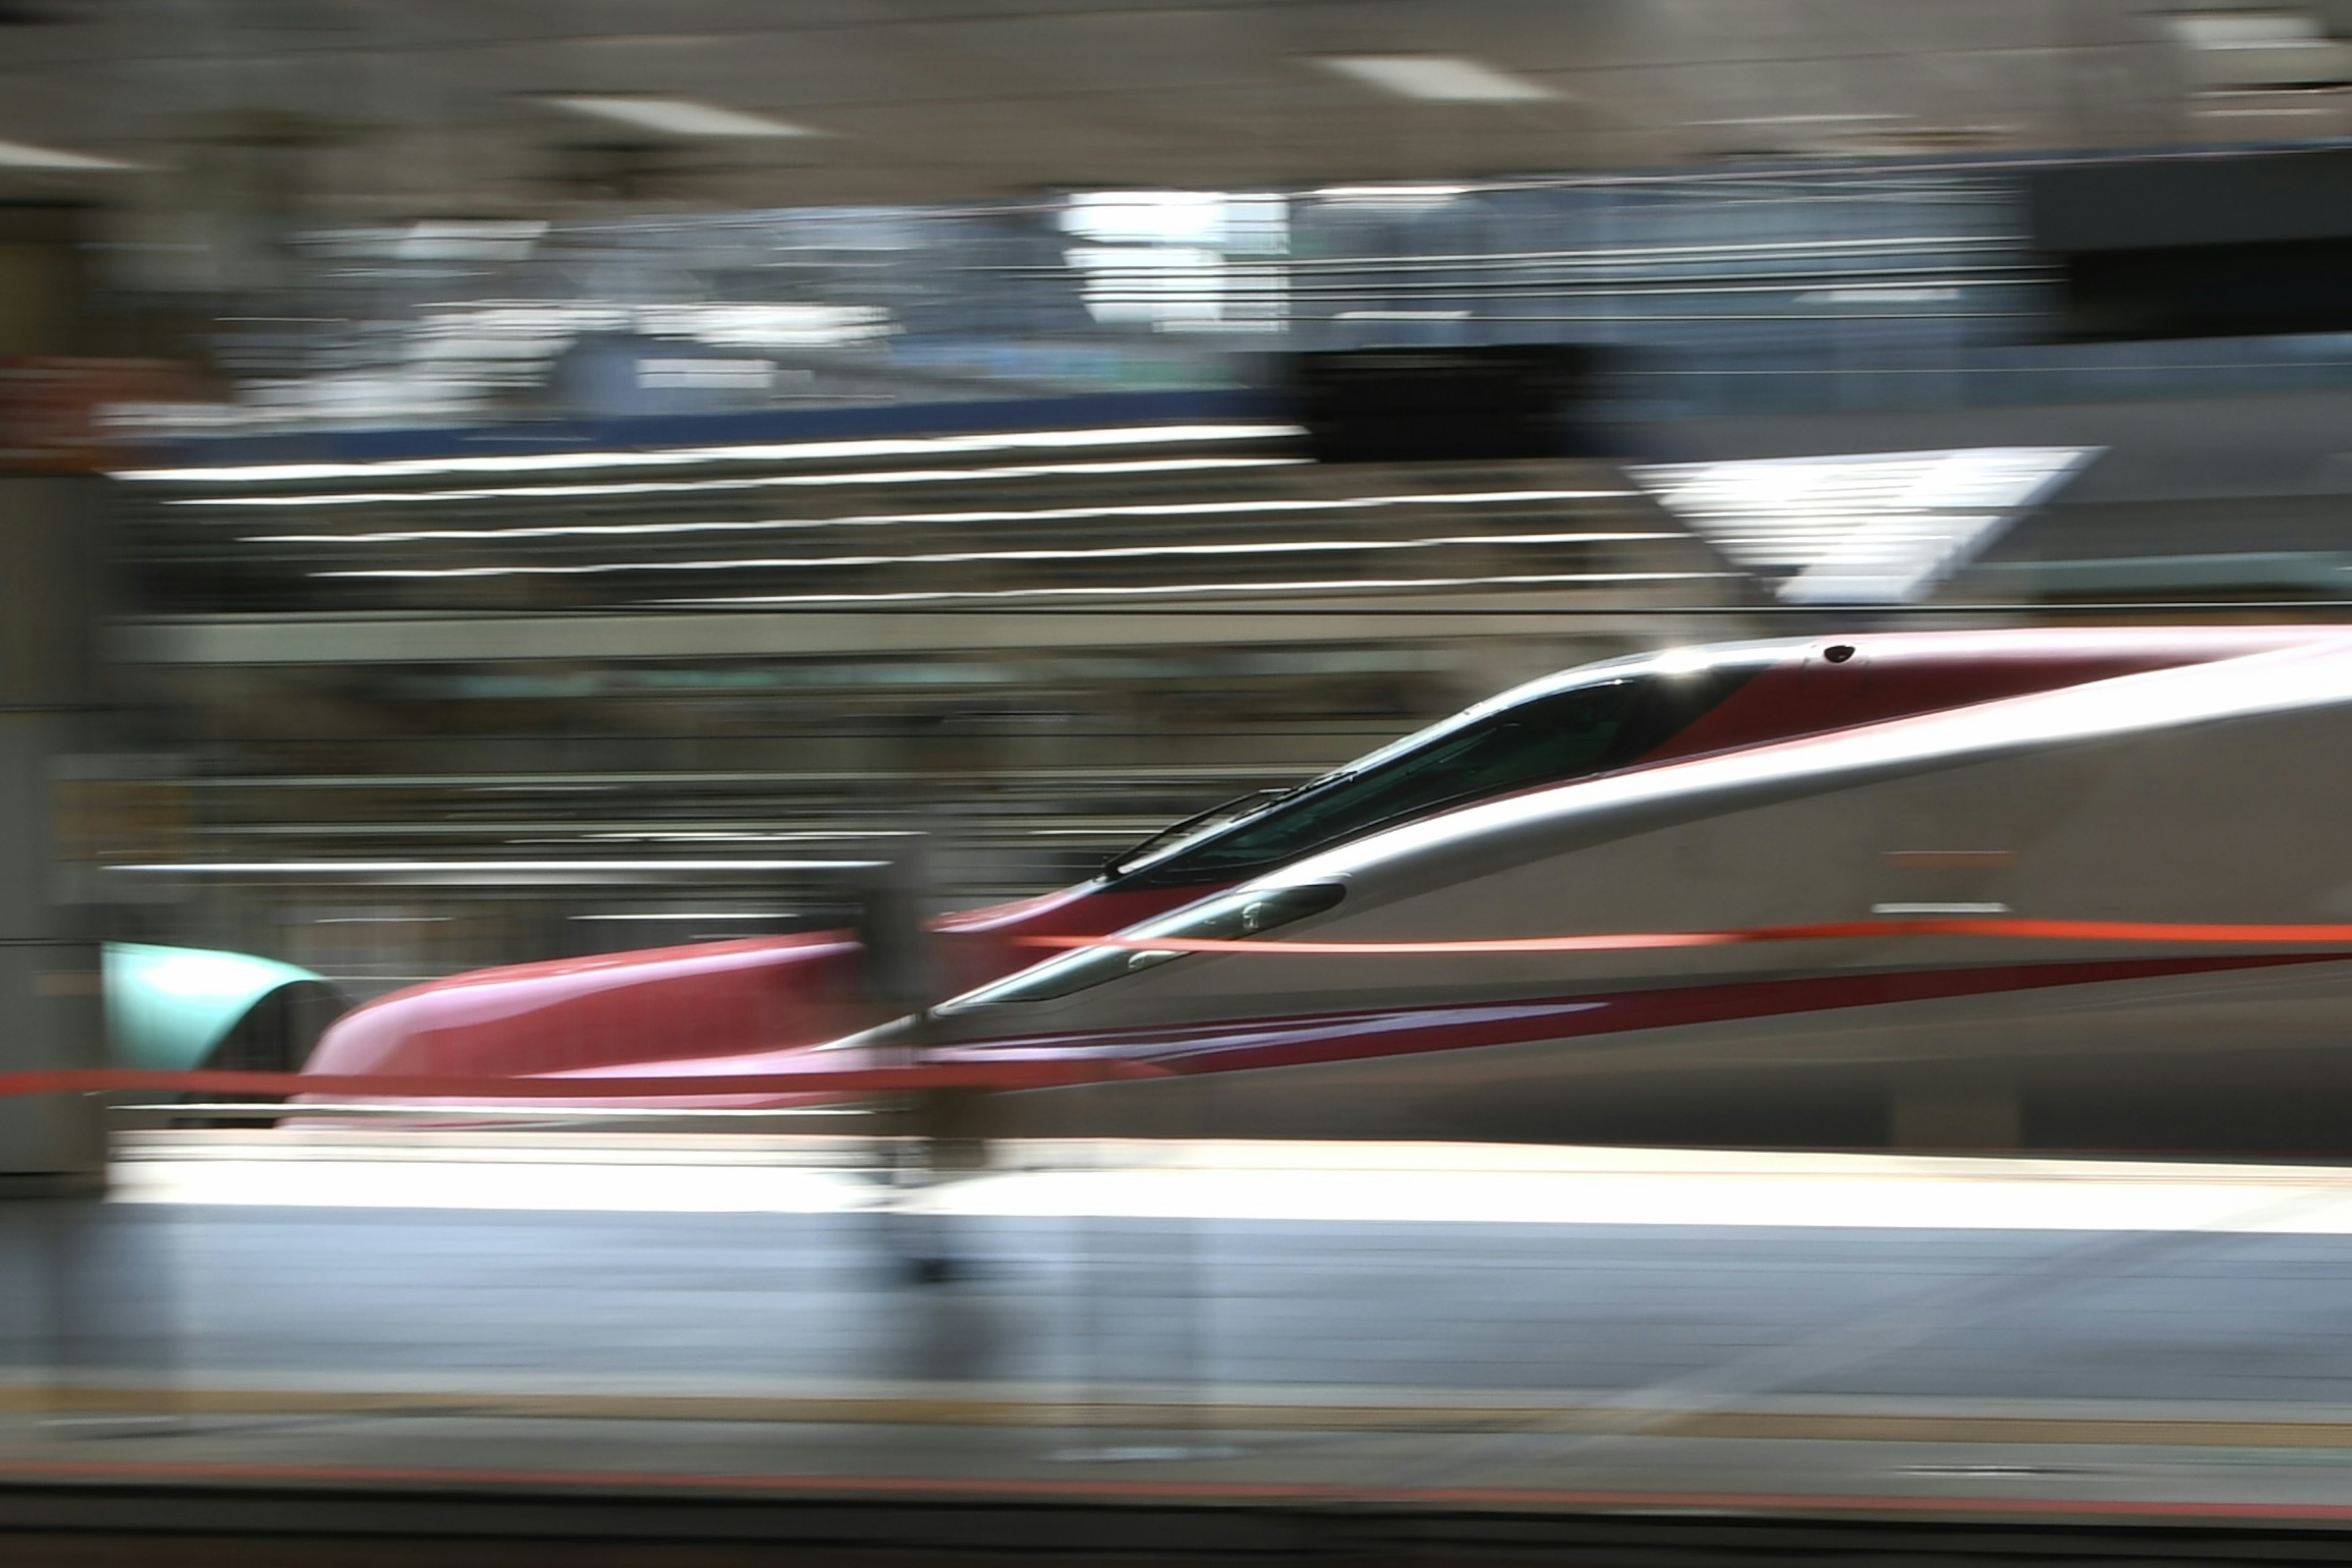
[958,883,1348,1005]
[1114,667,1751,888]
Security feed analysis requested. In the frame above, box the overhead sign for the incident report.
[1633,447,2098,604]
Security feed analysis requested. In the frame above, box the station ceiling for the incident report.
[0,1,2340,214]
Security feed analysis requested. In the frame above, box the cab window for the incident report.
[1117,667,1752,888]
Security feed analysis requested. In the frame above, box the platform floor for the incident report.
[6,1133,2352,1523]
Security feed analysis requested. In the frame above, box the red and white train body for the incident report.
[307,627,2352,1152]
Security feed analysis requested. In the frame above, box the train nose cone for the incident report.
[301,933,870,1082]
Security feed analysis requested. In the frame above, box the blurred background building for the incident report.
[8,1,2352,995]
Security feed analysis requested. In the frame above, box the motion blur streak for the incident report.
[169,456,1309,508]
[652,570,1734,606]
[1019,916,2352,956]
[317,530,1675,581]
[110,858,888,874]
[117,423,1307,483]
[107,1139,2352,1234]
[258,488,1634,546]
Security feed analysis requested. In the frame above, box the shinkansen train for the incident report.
[883,630,2352,1153]
[308,627,2352,1151]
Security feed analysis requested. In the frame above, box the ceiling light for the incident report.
[2165,10,2326,49]
[252,488,1631,547]
[168,456,1306,510]
[659,570,1733,609]
[1691,113,1911,126]
[313,915,450,923]
[312,528,1675,581]
[573,912,786,921]
[2196,99,2341,112]
[116,422,1303,484]
[0,137,136,170]
[541,95,820,138]
[2162,11,2352,88]
[1316,55,1558,103]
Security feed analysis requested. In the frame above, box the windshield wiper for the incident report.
[1100,785,1298,879]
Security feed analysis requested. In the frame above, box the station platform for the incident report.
[8,1132,2352,1555]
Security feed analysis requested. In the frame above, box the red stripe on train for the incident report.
[941,954,2350,1076]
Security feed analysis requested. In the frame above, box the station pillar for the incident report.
[0,205,108,1191]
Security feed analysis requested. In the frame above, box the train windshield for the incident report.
[1110,660,1758,888]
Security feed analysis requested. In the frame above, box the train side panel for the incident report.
[943,680,2352,1152]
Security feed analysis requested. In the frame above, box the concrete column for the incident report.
[0,205,107,1191]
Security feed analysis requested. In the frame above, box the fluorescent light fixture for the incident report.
[1634,447,2098,605]
[1317,55,1558,103]
[255,488,1632,547]
[573,911,788,921]
[543,95,820,138]
[1691,113,1910,126]
[169,456,1306,510]
[116,423,1304,484]
[0,138,137,171]
[312,915,451,924]
[657,570,1734,609]
[2163,11,2352,88]
[2165,10,2326,49]
[315,528,1677,581]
